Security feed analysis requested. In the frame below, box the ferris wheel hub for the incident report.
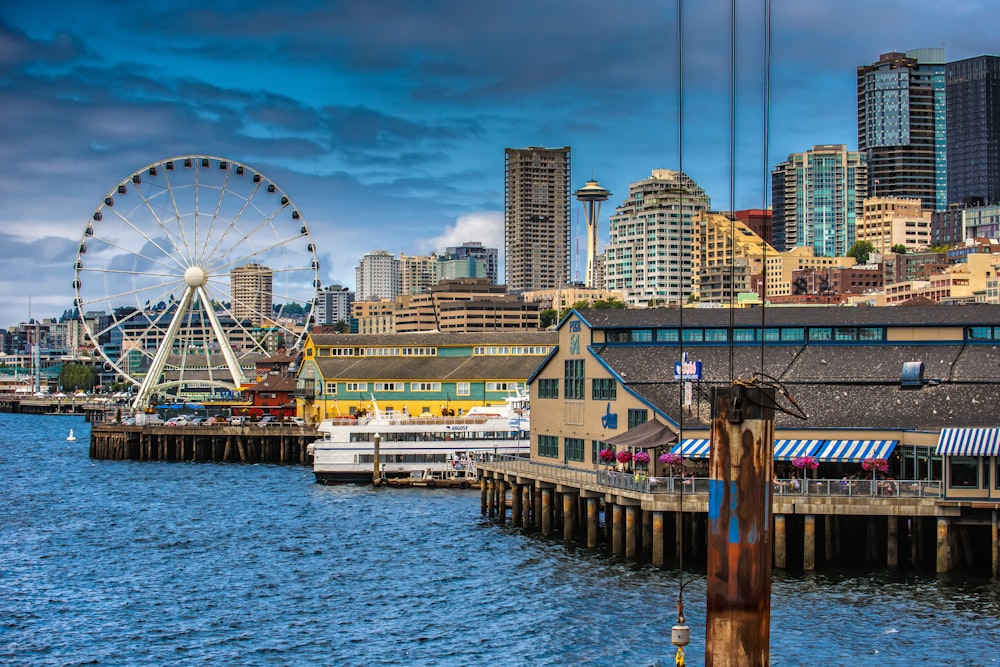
[184,266,207,287]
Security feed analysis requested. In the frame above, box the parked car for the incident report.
[186,417,206,426]
[203,416,225,426]
[257,416,276,427]
[289,417,306,426]
[227,416,247,426]
[164,416,189,427]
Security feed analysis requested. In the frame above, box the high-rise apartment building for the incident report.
[355,250,399,302]
[857,49,946,211]
[946,55,1000,207]
[314,284,354,326]
[443,242,499,284]
[398,253,438,296]
[857,197,932,254]
[691,212,775,304]
[504,146,571,293]
[230,263,273,325]
[604,169,710,306]
[771,144,867,256]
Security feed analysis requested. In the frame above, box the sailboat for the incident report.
[66,429,77,442]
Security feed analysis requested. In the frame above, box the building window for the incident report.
[565,437,585,462]
[592,439,603,464]
[949,457,980,488]
[592,378,616,401]
[627,409,648,429]
[346,382,367,392]
[410,382,441,392]
[538,378,559,399]
[486,382,513,392]
[456,382,470,396]
[564,359,585,400]
[324,382,337,395]
[538,434,559,458]
[374,382,403,392]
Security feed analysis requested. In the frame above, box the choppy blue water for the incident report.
[1,413,997,666]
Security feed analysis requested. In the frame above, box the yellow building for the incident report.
[295,331,556,422]
[763,247,857,298]
[858,197,932,253]
[692,211,775,304]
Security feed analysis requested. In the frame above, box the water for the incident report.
[1,413,997,666]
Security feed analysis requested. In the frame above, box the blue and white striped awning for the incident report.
[935,428,1000,456]
[670,439,711,459]
[815,439,898,463]
[773,439,825,461]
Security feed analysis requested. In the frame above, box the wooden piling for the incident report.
[704,384,775,667]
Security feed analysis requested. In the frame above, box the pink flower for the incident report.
[633,451,651,465]
[792,456,819,470]
[616,450,633,464]
[599,449,616,463]
[659,452,683,466]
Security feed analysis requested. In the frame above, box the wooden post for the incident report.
[511,482,523,527]
[887,516,899,569]
[540,487,552,536]
[587,497,599,548]
[937,517,950,574]
[481,477,488,516]
[705,384,775,667]
[563,492,576,541]
[612,504,624,557]
[372,432,382,486]
[803,514,816,571]
[642,509,653,559]
[773,514,786,570]
[486,478,495,519]
[523,485,532,529]
[652,511,665,568]
[625,506,638,560]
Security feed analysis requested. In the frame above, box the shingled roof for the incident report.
[585,304,1000,431]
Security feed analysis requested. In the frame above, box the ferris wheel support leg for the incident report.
[197,285,246,389]
[131,286,196,410]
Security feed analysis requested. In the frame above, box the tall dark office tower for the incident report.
[946,55,1000,207]
[857,49,945,211]
[504,146,571,293]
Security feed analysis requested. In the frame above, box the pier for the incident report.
[89,423,316,465]
[477,456,1000,577]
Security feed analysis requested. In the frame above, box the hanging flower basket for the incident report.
[599,449,616,463]
[792,456,819,470]
[659,452,683,467]
[861,458,889,474]
[616,450,633,464]
[633,451,651,467]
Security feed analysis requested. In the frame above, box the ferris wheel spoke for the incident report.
[204,206,289,274]
[161,167,197,267]
[196,164,236,267]
[201,181,263,268]
[88,277,186,307]
[207,232,304,278]
[87,231,187,276]
[126,181,195,273]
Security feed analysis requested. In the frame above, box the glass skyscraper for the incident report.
[946,55,1000,207]
[857,49,946,212]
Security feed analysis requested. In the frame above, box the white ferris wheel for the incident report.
[74,155,321,409]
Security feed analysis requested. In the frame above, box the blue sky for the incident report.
[0,0,996,327]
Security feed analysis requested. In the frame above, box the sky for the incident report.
[0,0,996,329]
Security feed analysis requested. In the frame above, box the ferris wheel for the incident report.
[74,155,321,409]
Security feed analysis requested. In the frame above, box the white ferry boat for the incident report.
[307,388,530,484]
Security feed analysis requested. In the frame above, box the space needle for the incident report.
[574,179,612,289]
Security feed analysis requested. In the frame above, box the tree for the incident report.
[539,308,559,329]
[890,244,907,254]
[847,240,876,266]
[59,363,98,392]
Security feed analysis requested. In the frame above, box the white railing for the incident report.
[476,454,944,499]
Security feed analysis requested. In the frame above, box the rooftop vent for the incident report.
[900,361,924,389]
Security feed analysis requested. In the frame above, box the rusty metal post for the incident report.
[652,511,665,568]
[587,497,600,548]
[625,506,638,560]
[803,514,816,571]
[563,491,576,542]
[705,384,775,667]
[541,487,552,536]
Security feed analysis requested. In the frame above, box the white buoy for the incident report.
[66,429,76,442]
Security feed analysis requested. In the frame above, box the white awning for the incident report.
[815,439,898,463]
[669,439,711,459]
[935,428,1000,457]
[773,439,824,461]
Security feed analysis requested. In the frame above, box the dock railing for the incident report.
[477,454,943,499]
